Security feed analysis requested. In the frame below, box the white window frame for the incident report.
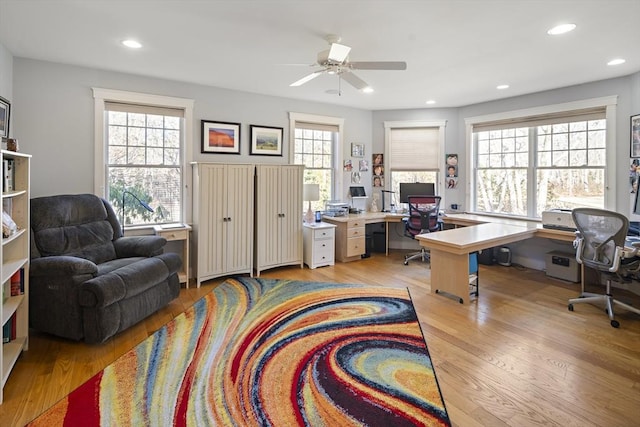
[465,96,618,218]
[288,112,344,200]
[92,88,194,226]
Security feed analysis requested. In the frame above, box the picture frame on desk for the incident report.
[631,114,640,158]
[0,96,10,139]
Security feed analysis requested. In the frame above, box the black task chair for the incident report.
[403,195,441,265]
[569,208,640,328]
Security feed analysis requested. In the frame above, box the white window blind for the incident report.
[105,101,184,118]
[389,127,440,170]
[472,107,605,132]
[295,121,340,132]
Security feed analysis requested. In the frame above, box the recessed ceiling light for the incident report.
[122,39,142,49]
[607,58,626,66]
[362,87,374,93]
[426,100,436,105]
[496,84,509,90]
[547,23,576,35]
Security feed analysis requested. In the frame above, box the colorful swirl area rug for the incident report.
[29,277,451,427]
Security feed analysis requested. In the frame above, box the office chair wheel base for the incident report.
[611,319,620,328]
[568,304,574,311]
[404,260,409,266]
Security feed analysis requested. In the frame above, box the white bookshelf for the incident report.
[1,150,30,404]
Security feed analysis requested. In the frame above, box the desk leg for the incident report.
[431,249,470,304]
[385,222,389,256]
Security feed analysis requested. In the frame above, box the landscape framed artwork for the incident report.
[631,114,640,158]
[0,96,10,139]
[250,125,283,156]
[201,120,241,154]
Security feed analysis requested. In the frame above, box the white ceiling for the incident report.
[1,0,639,110]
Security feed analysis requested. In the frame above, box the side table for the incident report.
[154,224,191,287]
[303,222,336,269]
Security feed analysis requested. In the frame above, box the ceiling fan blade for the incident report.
[350,61,407,70]
[328,43,351,63]
[290,71,323,87]
[341,72,370,90]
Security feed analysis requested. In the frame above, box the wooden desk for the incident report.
[443,213,575,242]
[322,212,406,261]
[416,223,537,303]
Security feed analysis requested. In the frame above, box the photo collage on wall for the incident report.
[446,153,458,189]
[372,153,384,187]
[345,143,368,184]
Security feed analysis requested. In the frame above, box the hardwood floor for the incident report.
[1,251,639,426]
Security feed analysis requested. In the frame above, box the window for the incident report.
[290,113,344,212]
[384,121,446,207]
[468,97,616,218]
[93,89,194,229]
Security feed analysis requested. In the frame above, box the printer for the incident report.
[542,209,576,231]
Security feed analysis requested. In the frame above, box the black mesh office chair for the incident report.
[569,208,640,328]
[403,195,441,265]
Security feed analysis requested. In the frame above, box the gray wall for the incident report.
[0,43,13,131]
[11,57,373,204]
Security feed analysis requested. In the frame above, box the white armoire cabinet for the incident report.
[254,164,304,276]
[192,163,254,286]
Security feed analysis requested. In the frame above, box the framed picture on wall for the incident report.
[631,114,640,158]
[351,143,364,157]
[0,96,10,139]
[201,120,241,154]
[250,125,283,156]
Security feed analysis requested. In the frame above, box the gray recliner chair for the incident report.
[29,193,182,343]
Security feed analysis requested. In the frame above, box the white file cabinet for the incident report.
[303,222,336,269]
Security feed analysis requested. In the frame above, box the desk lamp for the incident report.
[303,183,320,223]
[122,190,154,235]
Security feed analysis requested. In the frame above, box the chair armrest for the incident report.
[30,256,98,277]
[114,236,166,258]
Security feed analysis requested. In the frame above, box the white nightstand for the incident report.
[154,224,191,287]
[303,222,336,269]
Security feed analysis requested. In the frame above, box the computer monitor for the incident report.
[399,182,435,204]
[349,186,366,197]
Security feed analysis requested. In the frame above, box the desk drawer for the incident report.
[346,236,365,257]
[158,229,188,241]
[313,227,335,241]
[347,219,365,228]
[347,226,365,239]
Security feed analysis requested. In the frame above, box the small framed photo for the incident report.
[201,120,241,154]
[631,114,640,158]
[250,125,283,156]
[0,96,10,139]
[351,143,364,158]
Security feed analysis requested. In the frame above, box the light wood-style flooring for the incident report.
[1,251,639,426]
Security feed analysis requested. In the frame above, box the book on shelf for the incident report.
[2,313,14,344]
[10,269,24,296]
[3,158,14,192]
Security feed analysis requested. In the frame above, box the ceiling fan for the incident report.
[289,35,407,92]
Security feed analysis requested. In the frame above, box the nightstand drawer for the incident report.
[313,227,335,241]
[313,243,334,264]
